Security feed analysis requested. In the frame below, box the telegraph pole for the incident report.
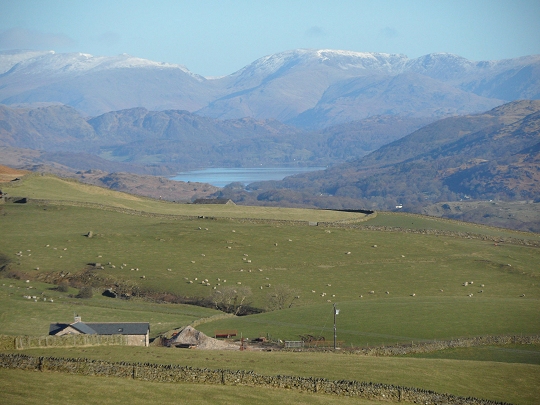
[333,303,339,350]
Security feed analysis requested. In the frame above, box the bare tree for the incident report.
[210,286,252,315]
[267,284,299,311]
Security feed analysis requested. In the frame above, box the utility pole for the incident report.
[333,303,339,350]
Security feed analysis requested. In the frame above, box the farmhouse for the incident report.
[49,315,149,346]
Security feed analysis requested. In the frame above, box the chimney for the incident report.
[74,314,82,323]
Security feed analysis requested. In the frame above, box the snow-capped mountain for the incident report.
[0,48,538,127]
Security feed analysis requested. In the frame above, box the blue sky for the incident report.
[1,0,539,77]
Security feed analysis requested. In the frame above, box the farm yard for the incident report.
[0,173,539,404]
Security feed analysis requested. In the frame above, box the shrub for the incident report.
[57,282,69,293]
[76,286,93,299]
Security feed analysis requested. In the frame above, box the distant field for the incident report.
[2,174,368,222]
[368,212,540,241]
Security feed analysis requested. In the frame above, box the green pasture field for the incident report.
[196,297,540,346]
[0,279,219,337]
[8,346,540,405]
[1,202,539,311]
[1,174,367,222]
[1,174,540,404]
[368,212,540,241]
[0,368,382,405]
[402,343,540,365]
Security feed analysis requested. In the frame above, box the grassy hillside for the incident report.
[1,173,539,404]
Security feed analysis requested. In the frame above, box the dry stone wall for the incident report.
[0,353,513,404]
[0,334,129,350]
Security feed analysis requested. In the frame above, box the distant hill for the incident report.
[0,104,430,170]
[1,49,539,129]
[218,100,540,230]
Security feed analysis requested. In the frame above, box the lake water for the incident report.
[170,167,325,188]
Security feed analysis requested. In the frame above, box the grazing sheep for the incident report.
[288,239,292,242]
[359,295,363,298]
[481,284,485,287]
[372,245,377,248]
[227,246,232,249]
[237,282,242,285]
[191,261,195,263]
[468,294,473,297]
[201,254,205,257]
[247,260,251,263]
[411,293,416,297]
[463,282,468,286]
[385,291,389,294]
[327,284,331,286]
[327,299,331,302]
[369,291,375,294]
[439,289,444,292]
[346,252,351,255]
[274,243,278,246]
[232,230,235,232]
[312,290,316,293]
[520,294,525,297]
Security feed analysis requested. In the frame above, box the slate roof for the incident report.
[49,322,149,336]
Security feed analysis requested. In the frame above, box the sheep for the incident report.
[346,252,351,255]
[463,282,468,286]
[191,261,195,263]
[232,230,236,232]
[288,239,292,242]
[439,289,444,292]
[411,293,416,297]
[481,284,485,287]
[194,278,198,281]
[369,291,375,294]
[385,291,389,294]
[372,245,377,248]
[327,284,332,286]
[247,260,251,263]
[274,243,278,246]
[332,294,336,297]
[201,254,205,257]
[520,294,525,297]
[237,282,242,285]
[359,295,363,298]
[468,294,473,297]
[401,255,405,258]
[227,246,232,249]
[312,290,316,293]
[327,299,331,302]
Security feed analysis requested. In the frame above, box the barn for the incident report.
[49,315,150,346]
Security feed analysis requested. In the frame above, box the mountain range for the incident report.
[1,49,539,129]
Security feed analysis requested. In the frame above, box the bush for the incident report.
[57,282,69,293]
[76,286,93,299]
